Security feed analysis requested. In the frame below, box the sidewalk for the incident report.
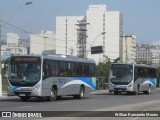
[90,89,108,94]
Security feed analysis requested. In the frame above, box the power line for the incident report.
[0,19,77,42]
[1,35,65,48]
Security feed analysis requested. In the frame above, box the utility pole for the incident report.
[0,25,2,96]
[122,35,133,63]
[125,36,128,63]
[76,19,89,58]
[43,36,48,54]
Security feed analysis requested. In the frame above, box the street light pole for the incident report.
[0,1,32,96]
[90,32,106,47]
[43,36,48,54]
[7,2,32,22]
[86,32,106,56]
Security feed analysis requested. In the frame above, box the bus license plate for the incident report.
[19,94,25,96]
[118,89,122,91]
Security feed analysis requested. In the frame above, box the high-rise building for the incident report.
[121,35,136,63]
[56,4,123,63]
[1,33,28,59]
[7,33,19,46]
[56,16,84,56]
[136,44,152,64]
[30,31,56,55]
[86,5,123,62]
[136,44,160,66]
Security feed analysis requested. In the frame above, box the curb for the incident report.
[90,90,108,94]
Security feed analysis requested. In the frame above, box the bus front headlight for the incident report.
[33,85,40,91]
[128,83,133,87]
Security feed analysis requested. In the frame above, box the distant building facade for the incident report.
[136,44,160,66]
[7,33,19,46]
[121,35,136,63]
[136,44,152,64]
[56,16,84,56]
[56,4,123,63]
[30,31,56,55]
[1,33,28,61]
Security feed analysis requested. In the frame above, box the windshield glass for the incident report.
[111,64,133,84]
[9,57,41,87]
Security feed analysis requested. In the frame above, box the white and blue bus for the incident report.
[7,54,96,101]
[109,63,157,95]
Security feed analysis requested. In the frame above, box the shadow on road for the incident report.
[92,91,150,96]
[0,96,90,103]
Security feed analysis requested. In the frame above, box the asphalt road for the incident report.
[1,89,160,120]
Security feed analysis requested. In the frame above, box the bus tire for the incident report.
[127,92,131,95]
[144,85,151,94]
[47,88,57,101]
[20,96,29,102]
[74,86,85,99]
[135,85,139,95]
[114,91,119,95]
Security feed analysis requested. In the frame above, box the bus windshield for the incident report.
[9,57,41,86]
[111,64,133,84]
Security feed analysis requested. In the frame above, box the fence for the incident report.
[96,77,108,90]
[2,79,7,91]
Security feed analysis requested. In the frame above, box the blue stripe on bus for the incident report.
[74,77,96,90]
[143,78,157,87]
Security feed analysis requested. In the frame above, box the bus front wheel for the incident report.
[134,85,140,95]
[47,88,57,101]
[114,91,119,95]
[20,96,29,102]
[144,85,151,94]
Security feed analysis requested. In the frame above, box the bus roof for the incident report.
[11,54,95,63]
[111,63,157,69]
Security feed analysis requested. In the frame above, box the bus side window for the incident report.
[51,61,59,76]
[43,61,52,79]
[89,64,95,76]
[134,67,138,81]
[60,61,68,76]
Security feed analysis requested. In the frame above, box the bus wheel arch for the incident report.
[47,85,57,101]
[74,84,85,99]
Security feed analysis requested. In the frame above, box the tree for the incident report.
[96,59,111,78]
[113,57,120,63]
[136,60,152,65]
[96,59,111,90]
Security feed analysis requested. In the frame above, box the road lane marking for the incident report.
[86,100,96,102]
[18,106,33,109]
[57,102,70,104]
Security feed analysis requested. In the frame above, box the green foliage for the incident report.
[96,60,111,78]
[157,67,160,73]
[136,60,152,65]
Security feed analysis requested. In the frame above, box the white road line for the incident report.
[57,102,70,104]
[18,106,33,109]
[86,100,96,102]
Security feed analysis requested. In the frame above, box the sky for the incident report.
[0,0,160,44]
